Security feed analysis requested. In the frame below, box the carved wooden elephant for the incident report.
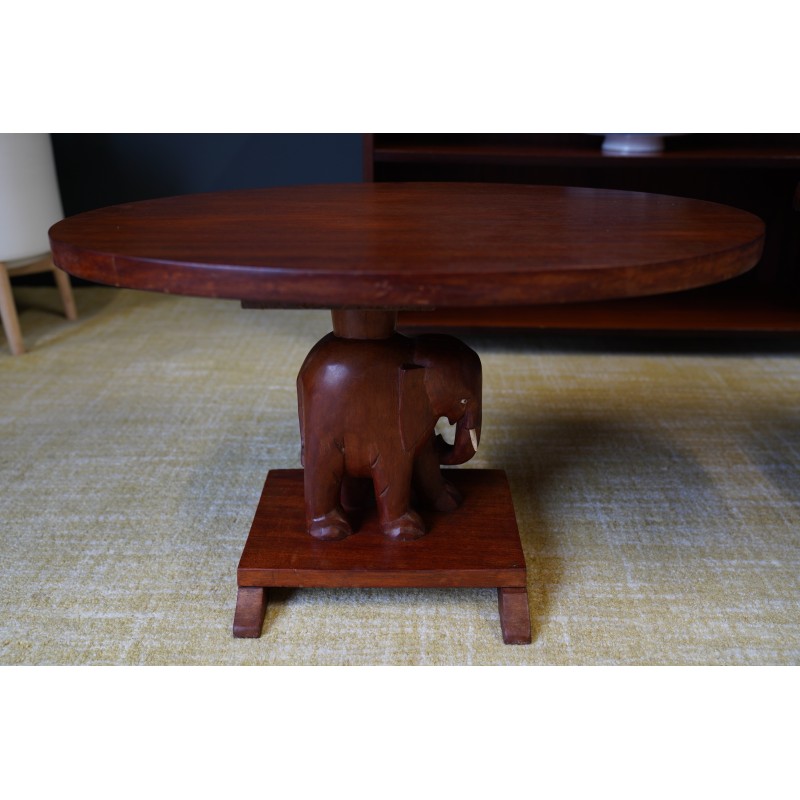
[297,331,482,540]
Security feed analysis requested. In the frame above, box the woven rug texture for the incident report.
[2,287,799,665]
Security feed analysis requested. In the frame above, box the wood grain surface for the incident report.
[237,469,526,589]
[49,183,765,309]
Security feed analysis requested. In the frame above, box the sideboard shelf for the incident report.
[365,134,800,333]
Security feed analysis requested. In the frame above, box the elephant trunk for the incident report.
[437,407,481,466]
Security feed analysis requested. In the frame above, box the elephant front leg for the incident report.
[303,446,353,541]
[371,455,426,540]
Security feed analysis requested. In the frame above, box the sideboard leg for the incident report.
[498,587,532,644]
[233,586,268,638]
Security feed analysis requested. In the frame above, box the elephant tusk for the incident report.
[435,416,456,445]
[469,428,479,452]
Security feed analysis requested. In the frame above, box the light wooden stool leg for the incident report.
[52,264,78,321]
[0,262,25,355]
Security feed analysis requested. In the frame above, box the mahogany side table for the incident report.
[49,183,765,644]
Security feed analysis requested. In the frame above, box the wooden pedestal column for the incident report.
[234,308,530,645]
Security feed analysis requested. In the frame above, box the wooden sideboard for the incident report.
[365,134,800,333]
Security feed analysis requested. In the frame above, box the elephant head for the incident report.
[401,333,482,466]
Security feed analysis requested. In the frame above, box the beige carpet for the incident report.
[2,286,800,665]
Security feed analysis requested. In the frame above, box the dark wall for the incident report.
[51,134,364,215]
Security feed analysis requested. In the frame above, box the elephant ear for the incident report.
[398,364,433,453]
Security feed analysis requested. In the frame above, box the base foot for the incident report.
[233,586,268,638]
[236,469,529,644]
[498,587,532,644]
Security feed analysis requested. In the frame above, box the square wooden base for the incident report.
[234,468,531,644]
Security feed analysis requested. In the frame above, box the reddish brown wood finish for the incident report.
[296,330,481,540]
[236,468,530,641]
[498,588,532,645]
[45,182,765,646]
[233,587,268,638]
[49,183,764,310]
[331,309,397,339]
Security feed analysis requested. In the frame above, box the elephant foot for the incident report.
[308,508,353,541]
[432,480,463,512]
[382,509,426,540]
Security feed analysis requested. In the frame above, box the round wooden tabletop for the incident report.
[49,183,765,309]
